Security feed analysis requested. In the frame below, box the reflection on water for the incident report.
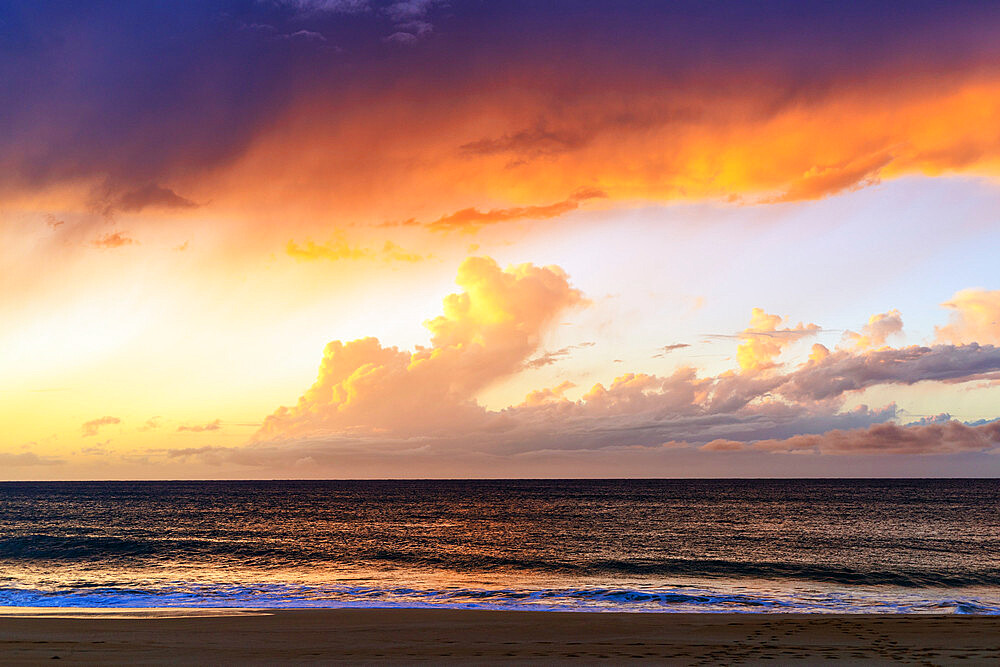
[1,480,999,613]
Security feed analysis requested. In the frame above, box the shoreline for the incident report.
[1,605,998,618]
[0,609,997,664]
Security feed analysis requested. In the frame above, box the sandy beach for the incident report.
[0,609,997,664]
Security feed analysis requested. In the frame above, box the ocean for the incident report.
[1,479,998,613]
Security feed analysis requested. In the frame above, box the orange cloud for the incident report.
[90,232,138,249]
[766,151,893,203]
[286,234,428,262]
[286,235,373,261]
[8,3,1000,234]
[700,439,746,452]
[381,188,607,233]
[936,289,1000,345]
[182,72,1000,230]
[16,70,1000,244]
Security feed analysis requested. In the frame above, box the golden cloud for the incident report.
[258,256,586,439]
[736,308,819,372]
[936,289,1000,345]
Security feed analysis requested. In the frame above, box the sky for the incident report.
[4,0,1000,479]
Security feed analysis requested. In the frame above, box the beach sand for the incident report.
[0,609,998,664]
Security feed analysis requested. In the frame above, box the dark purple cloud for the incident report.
[3,1,999,201]
[777,344,1000,401]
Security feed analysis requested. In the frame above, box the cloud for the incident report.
[0,452,64,467]
[383,31,418,45]
[692,418,1000,456]
[244,23,329,43]
[384,0,440,21]
[153,266,1000,474]
[184,398,902,474]
[768,152,894,203]
[7,2,1000,227]
[90,232,138,249]
[936,289,1000,345]
[735,308,819,371]
[280,0,370,14]
[116,184,197,213]
[138,417,163,431]
[385,189,607,233]
[842,309,903,351]
[286,235,372,261]
[286,233,428,262]
[518,380,576,407]
[653,343,690,358]
[382,0,444,42]
[700,439,746,452]
[258,256,586,438]
[460,124,589,159]
[178,419,222,432]
[808,343,830,363]
[751,419,1000,456]
[82,416,120,437]
[524,342,595,369]
[282,0,443,43]
[380,241,427,262]
[281,0,444,22]
[776,343,1000,402]
[289,29,328,42]
[202,72,1000,223]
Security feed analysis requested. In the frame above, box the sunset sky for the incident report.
[4,1,1000,479]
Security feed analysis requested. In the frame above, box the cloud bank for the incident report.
[7,2,1000,225]
[152,261,1000,474]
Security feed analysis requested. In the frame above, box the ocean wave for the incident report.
[3,535,999,588]
[364,551,1000,588]
[1,582,998,614]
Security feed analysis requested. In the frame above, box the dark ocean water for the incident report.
[1,479,998,613]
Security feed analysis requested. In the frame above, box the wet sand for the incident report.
[0,609,998,664]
